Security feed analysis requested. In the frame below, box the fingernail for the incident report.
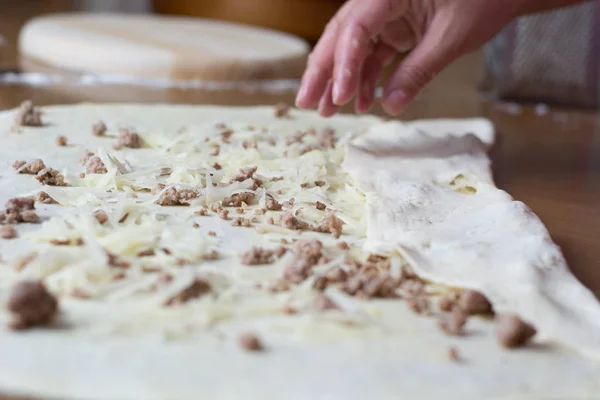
[384,90,410,115]
[295,86,306,107]
[332,82,341,105]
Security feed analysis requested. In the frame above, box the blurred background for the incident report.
[0,0,341,70]
[154,0,344,42]
[0,0,480,115]
[1,0,597,109]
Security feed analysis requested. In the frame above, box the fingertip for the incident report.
[319,103,340,118]
[332,82,342,106]
[358,100,374,114]
[295,70,326,109]
[332,71,356,106]
[382,89,410,116]
[319,100,340,118]
[318,80,340,118]
[356,90,374,114]
[295,84,311,109]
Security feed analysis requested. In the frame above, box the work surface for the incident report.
[0,3,599,400]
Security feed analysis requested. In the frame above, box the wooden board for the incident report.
[153,0,345,42]
[18,13,309,81]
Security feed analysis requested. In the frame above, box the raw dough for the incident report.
[0,104,598,400]
[344,121,600,359]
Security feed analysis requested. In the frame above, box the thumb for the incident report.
[382,15,462,115]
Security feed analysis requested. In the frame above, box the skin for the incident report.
[295,0,587,117]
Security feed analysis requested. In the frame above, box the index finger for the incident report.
[332,0,407,106]
[295,1,354,109]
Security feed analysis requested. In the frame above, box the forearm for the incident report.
[517,0,590,16]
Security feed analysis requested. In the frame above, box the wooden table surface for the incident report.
[0,2,599,400]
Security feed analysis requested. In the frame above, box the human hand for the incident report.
[295,0,580,117]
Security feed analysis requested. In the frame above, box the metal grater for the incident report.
[480,2,599,108]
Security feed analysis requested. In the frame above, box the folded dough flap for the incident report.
[343,119,496,191]
[344,118,600,358]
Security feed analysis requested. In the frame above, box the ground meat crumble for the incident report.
[458,290,493,315]
[50,238,84,246]
[114,128,144,149]
[324,267,348,283]
[0,225,17,239]
[341,271,400,299]
[151,183,166,196]
[12,160,26,170]
[336,241,349,250]
[407,296,431,315]
[13,159,46,175]
[314,213,344,238]
[438,295,455,312]
[13,100,43,129]
[36,192,56,206]
[243,139,257,149]
[7,280,58,330]
[220,129,233,143]
[56,135,68,146]
[92,121,107,137]
[438,306,469,336]
[495,314,537,348]
[159,167,172,177]
[231,165,255,181]
[240,246,286,266]
[203,250,220,261]
[265,193,283,211]
[107,252,130,269]
[282,305,297,315]
[78,151,93,166]
[230,166,262,189]
[313,293,339,311]
[318,127,336,149]
[93,210,109,225]
[282,240,324,284]
[163,279,212,306]
[36,168,67,186]
[285,131,304,146]
[448,346,461,362]
[218,209,229,220]
[282,198,295,209]
[274,103,291,119]
[239,333,264,351]
[0,197,39,224]
[279,212,310,231]
[209,143,220,156]
[232,218,252,227]
[222,192,254,207]
[81,152,107,174]
[155,186,199,206]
